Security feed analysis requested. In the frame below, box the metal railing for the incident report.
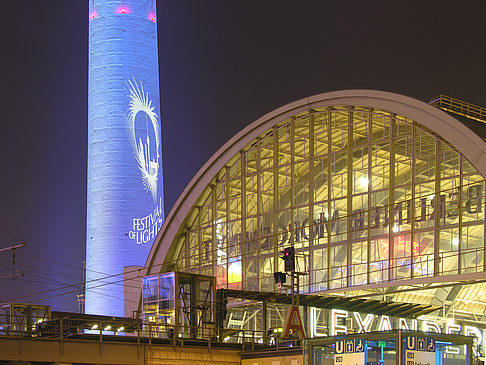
[0,313,301,352]
[429,95,486,123]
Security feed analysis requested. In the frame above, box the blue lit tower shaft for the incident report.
[87,0,164,316]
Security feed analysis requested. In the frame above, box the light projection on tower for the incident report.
[125,79,163,245]
[125,78,160,203]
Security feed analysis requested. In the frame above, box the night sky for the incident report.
[0,1,485,312]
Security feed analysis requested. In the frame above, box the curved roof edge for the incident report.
[145,89,486,274]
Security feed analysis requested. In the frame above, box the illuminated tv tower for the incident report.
[86,0,164,316]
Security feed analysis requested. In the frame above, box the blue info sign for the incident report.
[405,337,436,365]
[335,339,367,365]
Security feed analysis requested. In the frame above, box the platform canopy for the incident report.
[223,289,439,318]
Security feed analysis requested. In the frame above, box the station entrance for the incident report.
[140,272,481,365]
[308,330,476,365]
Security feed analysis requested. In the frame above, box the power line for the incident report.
[4,274,140,305]
[0,260,162,304]
[12,252,152,290]
[0,277,138,305]
[15,251,119,279]
[0,244,190,306]
[0,255,141,291]
[0,258,83,281]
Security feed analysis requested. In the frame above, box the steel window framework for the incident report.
[160,105,486,317]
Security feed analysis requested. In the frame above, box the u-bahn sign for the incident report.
[334,339,367,365]
[405,337,436,365]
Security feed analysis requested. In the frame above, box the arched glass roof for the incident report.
[144,90,486,320]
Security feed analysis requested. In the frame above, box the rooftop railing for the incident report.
[429,95,486,123]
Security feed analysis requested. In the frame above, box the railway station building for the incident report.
[134,90,486,364]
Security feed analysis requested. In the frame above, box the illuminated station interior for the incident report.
[139,91,486,362]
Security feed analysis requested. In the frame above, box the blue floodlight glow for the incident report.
[86,0,164,316]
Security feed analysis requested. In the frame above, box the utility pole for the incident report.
[0,242,26,280]
[77,260,86,314]
[0,242,26,254]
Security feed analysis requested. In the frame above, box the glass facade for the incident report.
[168,106,485,294]
[142,272,215,339]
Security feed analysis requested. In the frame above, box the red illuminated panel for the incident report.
[395,235,419,256]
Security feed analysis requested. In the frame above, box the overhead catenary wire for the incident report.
[1,277,139,305]
[0,250,148,292]
[1,253,143,303]
[0,259,166,305]
[1,263,138,296]
[1,236,249,306]
[0,244,183,306]
[0,258,142,294]
[3,273,143,305]
[3,251,140,294]
[16,251,120,278]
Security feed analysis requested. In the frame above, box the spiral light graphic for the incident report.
[125,78,160,202]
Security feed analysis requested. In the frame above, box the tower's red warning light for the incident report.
[89,11,97,20]
[117,7,129,14]
[149,14,156,22]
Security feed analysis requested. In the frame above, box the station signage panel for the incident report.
[405,337,436,365]
[334,339,367,365]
